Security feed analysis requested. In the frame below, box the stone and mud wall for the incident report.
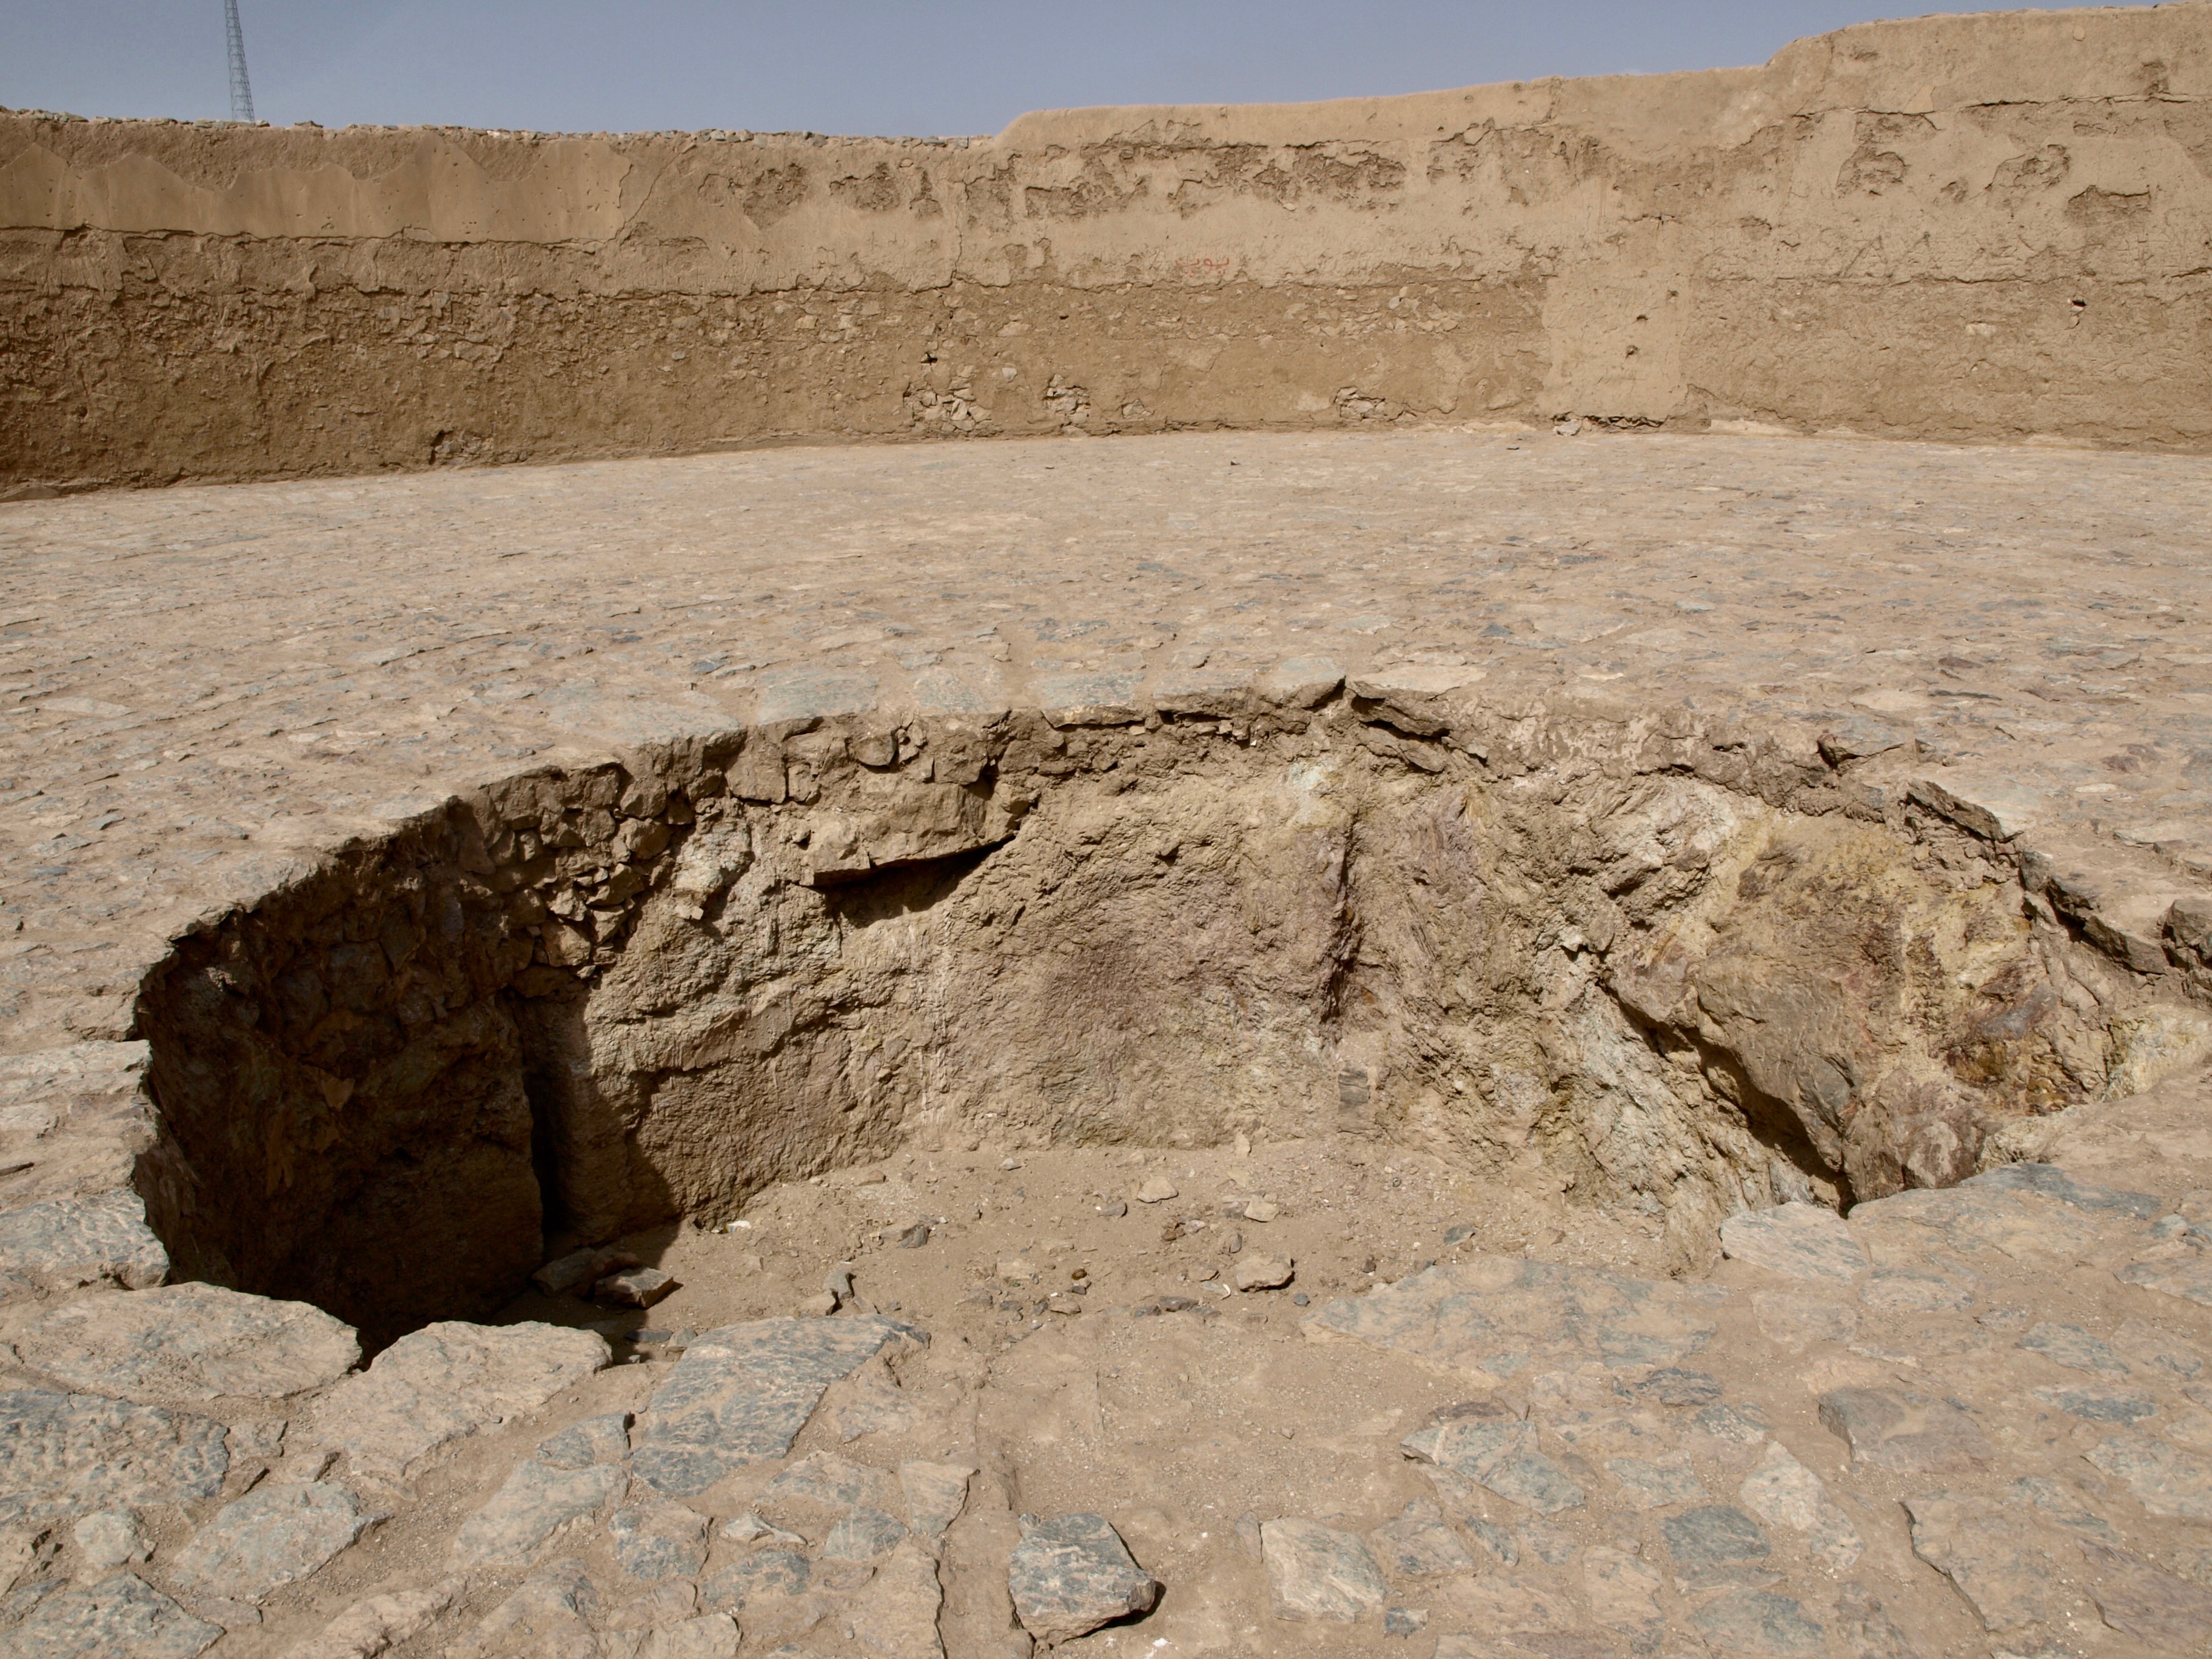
[4,2,2211,492]
[123,679,2212,1341]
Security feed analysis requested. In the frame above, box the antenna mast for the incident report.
[224,0,257,122]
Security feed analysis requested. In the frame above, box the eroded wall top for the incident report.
[3,2,2208,489]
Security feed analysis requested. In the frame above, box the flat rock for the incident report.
[534,1412,632,1469]
[2033,1383,2159,1424]
[1401,1419,1586,1514]
[1751,1292,1857,1350]
[1661,1504,1770,1570]
[700,1546,810,1610]
[1134,1177,1178,1204]
[822,1505,907,1561]
[611,1498,709,1581]
[2085,1432,2212,1520]
[842,1538,945,1659]
[169,1480,372,1604]
[1721,1202,1867,1282]
[2017,1321,2130,1375]
[1736,1442,1863,1570]
[308,1321,610,1484]
[1261,1517,1387,1623]
[1230,1252,1294,1292]
[757,1449,904,1519]
[532,1245,641,1297]
[642,1614,739,1659]
[0,1191,170,1303]
[1904,1490,2071,1632]
[1963,1162,2162,1218]
[2078,1539,2212,1648]
[594,1267,677,1309]
[1010,1512,1162,1641]
[899,1460,974,1540]
[280,1580,461,1659]
[1607,1452,1707,1509]
[1308,1255,1721,1376]
[1583,1545,1663,1644]
[16,1283,359,1405]
[0,1387,227,1514]
[454,1557,598,1657]
[1859,1269,1977,1313]
[1366,1497,1475,1580]
[0,1570,219,1659]
[1690,1588,1827,1657]
[74,1508,151,1569]
[628,1316,917,1496]
[2117,1245,2212,1307]
[449,1458,625,1567]
[1818,1388,1994,1473]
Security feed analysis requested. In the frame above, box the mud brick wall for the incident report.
[2,4,2209,491]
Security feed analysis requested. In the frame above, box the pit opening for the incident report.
[130,688,2201,1346]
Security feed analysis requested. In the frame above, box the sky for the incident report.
[4,1,2103,138]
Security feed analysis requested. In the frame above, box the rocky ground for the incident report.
[8,1059,2212,1658]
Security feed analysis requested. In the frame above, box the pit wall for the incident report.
[129,679,2212,1343]
[4,4,2210,493]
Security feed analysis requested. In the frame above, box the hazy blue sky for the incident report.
[5,2,2097,138]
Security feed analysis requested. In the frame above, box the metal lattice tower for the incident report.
[224,0,256,122]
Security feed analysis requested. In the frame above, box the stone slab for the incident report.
[449,1458,625,1567]
[1818,1388,1995,1473]
[1720,1202,1868,1282]
[628,1316,919,1496]
[15,1282,360,1404]
[1308,1255,1722,1378]
[1010,1512,1161,1641]
[0,1191,169,1302]
[0,1386,227,1514]
[1261,1517,1386,1624]
[169,1480,373,1604]
[308,1320,610,1484]
[0,1571,219,1659]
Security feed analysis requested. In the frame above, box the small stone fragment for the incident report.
[1230,1253,1294,1291]
[72,1510,150,1572]
[1134,1177,1178,1204]
[167,1481,370,1604]
[1262,1517,1387,1623]
[1243,1199,1282,1223]
[611,1498,709,1581]
[894,1222,931,1248]
[532,1246,642,1297]
[797,1291,839,1317]
[1818,1388,1993,1473]
[717,1511,803,1547]
[1384,1606,1427,1637]
[1099,1200,1128,1218]
[594,1267,677,1309]
[1721,1202,1867,1281]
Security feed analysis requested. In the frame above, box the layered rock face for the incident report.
[128,686,2204,1340]
[4,3,2210,492]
